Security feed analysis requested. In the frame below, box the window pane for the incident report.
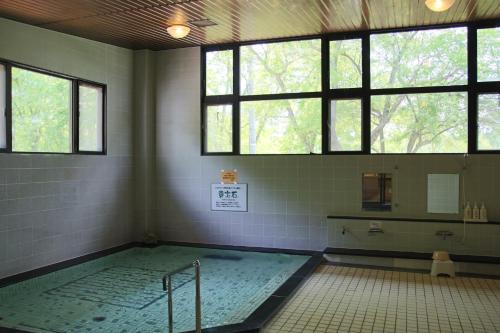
[371,27,467,88]
[240,99,321,154]
[241,39,321,95]
[206,50,233,96]
[371,92,467,153]
[206,104,232,153]
[330,39,362,89]
[79,83,103,152]
[477,28,500,82]
[478,94,500,150]
[0,64,6,149]
[12,67,71,153]
[330,99,362,151]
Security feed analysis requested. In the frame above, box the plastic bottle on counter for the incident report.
[464,202,472,220]
[480,203,488,221]
[472,202,480,220]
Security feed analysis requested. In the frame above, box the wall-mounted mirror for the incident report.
[362,173,392,211]
[427,174,459,214]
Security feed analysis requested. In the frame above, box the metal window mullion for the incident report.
[5,63,12,153]
[233,46,240,155]
[362,33,371,154]
[73,80,79,154]
[321,36,330,154]
[200,48,207,155]
[468,26,478,154]
[370,85,468,96]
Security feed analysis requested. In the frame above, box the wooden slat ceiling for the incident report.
[0,0,498,50]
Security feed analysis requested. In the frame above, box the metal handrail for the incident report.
[162,259,201,333]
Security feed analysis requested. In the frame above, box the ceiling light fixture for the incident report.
[425,0,455,12]
[167,24,190,39]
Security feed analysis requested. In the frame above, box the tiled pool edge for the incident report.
[180,253,324,333]
[0,242,323,333]
[0,242,142,288]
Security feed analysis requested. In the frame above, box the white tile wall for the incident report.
[0,18,135,278]
[153,46,500,255]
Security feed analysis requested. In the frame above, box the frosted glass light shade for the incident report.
[167,24,190,38]
[425,0,455,12]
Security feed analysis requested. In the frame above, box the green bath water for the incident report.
[0,245,309,333]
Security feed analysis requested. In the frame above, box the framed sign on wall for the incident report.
[211,183,248,212]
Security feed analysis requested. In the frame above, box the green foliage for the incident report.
[240,99,321,154]
[241,39,321,95]
[330,99,362,151]
[370,28,469,153]
[12,67,71,153]
[371,93,467,153]
[206,50,233,96]
[205,27,497,154]
[478,94,500,150]
[477,27,500,82]
[330,39,362,89]
[206,105,232,152]
[371,28,467,88]
[79,84,103,151]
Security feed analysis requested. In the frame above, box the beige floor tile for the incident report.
[262,265,500,333]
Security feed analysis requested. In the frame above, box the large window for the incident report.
[0,61,106,154]
[202,22,500,155]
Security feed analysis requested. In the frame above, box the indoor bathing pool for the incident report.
[0,245,311,333]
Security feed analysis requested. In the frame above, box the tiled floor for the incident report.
[264,265,500,333]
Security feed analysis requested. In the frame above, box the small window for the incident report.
[478,93,500,151]
[371,27,467,88]
[206,50,233,96]
[0,64,6,149]
[329,99,362,152]
[240,98,321,154]
[78,83,104,152]
[240,39,321,95]
[477,27,500,82]
[330,39,362,89]
[12,67,72,153]
[205,104,233,153]
[371,92,468,153]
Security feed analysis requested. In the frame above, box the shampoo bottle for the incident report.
[464,202,472,220]
[480,203,488,221]
[472,202,480,220]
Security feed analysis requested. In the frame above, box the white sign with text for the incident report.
[211,183,248,212]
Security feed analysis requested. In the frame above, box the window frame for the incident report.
[201,20,499,156]
[75,80,107,154]
[474,24,500,154]
[0,58,107,155]
[0,61,11,153]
